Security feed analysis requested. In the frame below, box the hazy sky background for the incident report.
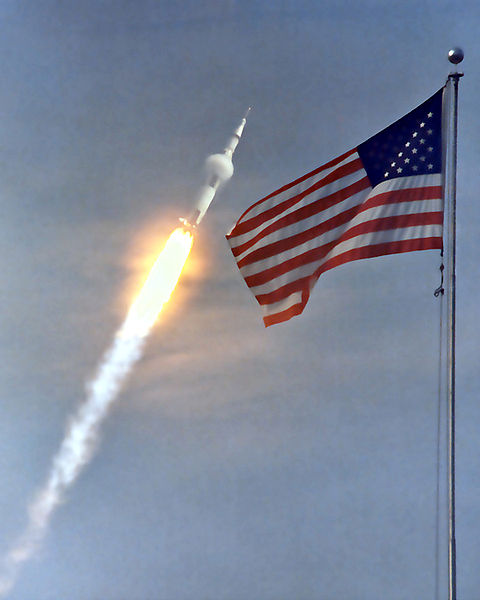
[1,1,479,599]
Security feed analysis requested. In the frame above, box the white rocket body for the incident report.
[181,108,250,228]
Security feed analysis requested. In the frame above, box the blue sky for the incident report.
[0,1,479,599]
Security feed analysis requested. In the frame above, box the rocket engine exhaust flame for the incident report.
[0,227,193,597]
[121,227,193,338]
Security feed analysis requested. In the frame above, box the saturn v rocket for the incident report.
[180,107,251,229]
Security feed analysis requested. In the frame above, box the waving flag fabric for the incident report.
[226,89,444,326]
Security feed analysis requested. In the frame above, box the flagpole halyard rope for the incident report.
[434,255,444,600]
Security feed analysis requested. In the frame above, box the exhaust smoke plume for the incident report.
[0,108,249,597]
[0,227,193,597]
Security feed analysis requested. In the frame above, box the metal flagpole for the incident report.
[445,47,463,600]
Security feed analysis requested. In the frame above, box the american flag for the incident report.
[226,89,444,327]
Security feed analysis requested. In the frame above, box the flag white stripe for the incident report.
[261,292,304,317]
[230,173,442,256]
[249,223,443,298]
[238,196,443,278]
[230,166,367,249]
[240,152,361,222]
[369,172,442,194]
[233,186,371,264]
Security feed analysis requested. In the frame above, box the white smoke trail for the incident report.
[0,328,146,597]
[0,227,193,597]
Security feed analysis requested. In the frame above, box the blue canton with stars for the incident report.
[357,89,443,188]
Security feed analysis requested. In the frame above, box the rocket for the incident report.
[180,107,251,229]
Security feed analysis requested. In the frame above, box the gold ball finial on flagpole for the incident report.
[448,47,464,64]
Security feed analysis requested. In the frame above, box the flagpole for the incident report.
[445,47,463,600]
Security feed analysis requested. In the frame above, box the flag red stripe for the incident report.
[360,184,443,212]
[231,175,370,258]
[243,212,443,287]
[260,236,442,326]
[263,300,307,327]
[237,203,363,268]
[232,182,441,265]
[255,274,311,306]
[236,185,441,268]
[231,148,358,225]
[228,158,364,238]
[317,236,443,277]
[255,235,443,309]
